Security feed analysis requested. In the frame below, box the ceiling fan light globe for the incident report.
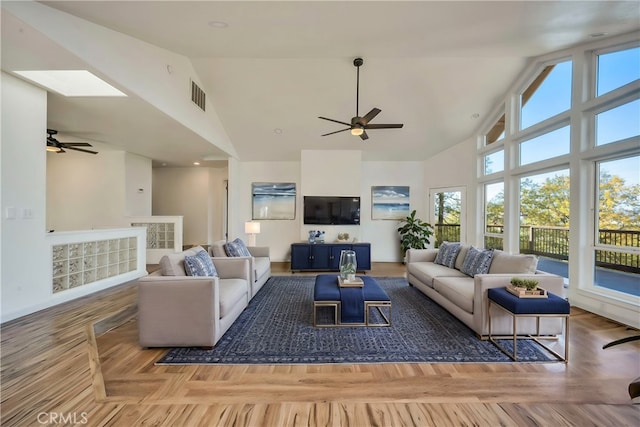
[351,127,364,136]
[46,146,62,152]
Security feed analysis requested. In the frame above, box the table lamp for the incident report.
[244,221,261,246]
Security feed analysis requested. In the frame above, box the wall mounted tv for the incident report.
[303,196,361,225]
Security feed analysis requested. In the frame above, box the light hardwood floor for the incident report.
[1,262,639,426]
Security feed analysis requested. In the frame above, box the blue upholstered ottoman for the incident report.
[488,287,570,362]
[313,274,391,327]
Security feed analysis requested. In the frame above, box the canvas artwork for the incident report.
[252,182,296,220]
[371,186,410,220]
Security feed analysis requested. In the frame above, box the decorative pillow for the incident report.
[434,242,461,268]
[224,238,252,257]
[184,249,218,277]
[460,246,494,277]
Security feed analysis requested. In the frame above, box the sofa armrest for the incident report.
[211,256,251,281]
[137,276,219,347]
[248,246,270,258]
[406,248,438,263]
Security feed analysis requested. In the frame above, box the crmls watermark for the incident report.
[37,412,88,425]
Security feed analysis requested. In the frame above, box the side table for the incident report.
[488,287,570,362]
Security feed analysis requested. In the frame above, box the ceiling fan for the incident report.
[46,129,98,155]
[319,57,404,141]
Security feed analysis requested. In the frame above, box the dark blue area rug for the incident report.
[157,276,556,365]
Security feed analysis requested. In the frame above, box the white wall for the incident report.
[234,154,431,262]
[423,136,477,244]
[152,166,228,246]
[362,161,426,262]
[237,161,301,261]
[1,73,50,321]
[125,152,152,217]
[46,150,128,230]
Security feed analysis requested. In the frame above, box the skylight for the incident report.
[13,70,127,97]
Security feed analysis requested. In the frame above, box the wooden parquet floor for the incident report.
[1,262,639,426]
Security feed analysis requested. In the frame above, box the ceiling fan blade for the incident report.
[318,116,352,127]
[62,142,93,147]
[321,128,350,137]
[360,130,369,141]
[364,123,404,129]
[66,146,98,155]
[358,108,381,126]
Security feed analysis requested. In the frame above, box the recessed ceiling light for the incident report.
[193,162,200,166]
[589,32,608,38]
[13,70,126,97]
[162,163,167,167]
[471,113,480,119]
[208,21,228,28]
[274,128,283,134]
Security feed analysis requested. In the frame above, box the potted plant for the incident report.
[510,277,539,291]
[397,210,433,258]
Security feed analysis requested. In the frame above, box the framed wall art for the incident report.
[371,186,410,220]
[252,182,296,220]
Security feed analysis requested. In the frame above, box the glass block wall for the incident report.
[131,222,175,249]
[52,237,137,293]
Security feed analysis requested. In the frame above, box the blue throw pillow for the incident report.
[224,238,252,257]
[434,242,461,268]
[460,246,494,277]
[184,249,218,277]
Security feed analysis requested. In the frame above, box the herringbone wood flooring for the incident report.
[1,262,639,426]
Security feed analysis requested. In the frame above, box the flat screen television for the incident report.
[303,196,360,225]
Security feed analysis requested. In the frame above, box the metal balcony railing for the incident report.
[435,224,640,274]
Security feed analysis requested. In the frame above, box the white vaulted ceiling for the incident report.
[2,1,639,164]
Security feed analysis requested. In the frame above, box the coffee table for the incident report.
[313,274,391,327]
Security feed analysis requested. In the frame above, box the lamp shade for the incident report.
[245,221,261,234]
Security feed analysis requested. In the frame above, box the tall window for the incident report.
[521,61,572,129]
[594,156,640,296]
[520,169,570,278]
[595,99,640,146]
[431,188,465,247]
[596,46,640,96]
[484,182,504,250]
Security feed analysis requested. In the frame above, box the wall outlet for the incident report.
[23,208,33,219]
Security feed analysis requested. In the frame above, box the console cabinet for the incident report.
[290,243,371,272]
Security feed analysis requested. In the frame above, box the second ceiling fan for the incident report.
[319,57,403,141]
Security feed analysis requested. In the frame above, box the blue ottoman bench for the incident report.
[313,274,391,327]
[488,287,570,362]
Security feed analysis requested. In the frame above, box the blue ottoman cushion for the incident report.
[488,287,570,315]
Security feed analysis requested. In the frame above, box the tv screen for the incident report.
[303,196,360,225]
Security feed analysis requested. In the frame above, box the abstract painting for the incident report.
[371,186,410,220]
[252,182,296,220]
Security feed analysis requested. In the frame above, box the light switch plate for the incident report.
[6,207,16,219]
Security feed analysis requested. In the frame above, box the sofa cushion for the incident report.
[454,244,471,271]
[434,242,461,268]
[210,240,227,257]
[218,279,248,318]
[433,276,475,314]
[224,238,252,257]
[460,246,494,277]
[489,250,539,274]
[408,261,467,288]
[253,256,271,280]
[159,246,204,276]
[184,250,218,277]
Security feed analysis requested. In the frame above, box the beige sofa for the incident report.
[138,246,251,348]
[210,240,271,298]
[406,245,566,338]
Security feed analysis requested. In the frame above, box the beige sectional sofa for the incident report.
[406,245,566,338]
[137,246,251,348]
[210,240,271,298]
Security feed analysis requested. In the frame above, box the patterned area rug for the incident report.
[157,276,556,365]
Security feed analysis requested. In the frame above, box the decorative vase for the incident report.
[308,230,316,244]
[339,250,357,280]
